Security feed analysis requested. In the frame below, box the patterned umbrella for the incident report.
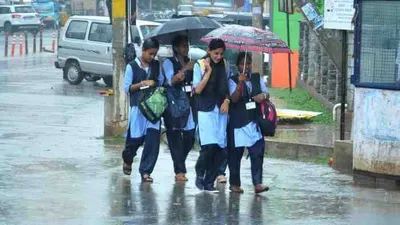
[200,25,291,54]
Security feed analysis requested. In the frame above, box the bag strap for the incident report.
[250,73,262,96]
[129,60,140,85]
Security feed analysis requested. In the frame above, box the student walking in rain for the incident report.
[193,39,230,191]
[227,52,269,194]
[122,38,164,183]
[162,35,196,182]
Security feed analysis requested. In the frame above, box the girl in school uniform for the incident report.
[227,52,269,194]
[122,38,164,183]
[193,39,230,191]
[162,35,196,182]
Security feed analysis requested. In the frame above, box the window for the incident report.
[353,0,400,90]
[131,25,140,43]
[0,7,11,14]
[88,23,112,43]
[139,25,158,38]
[32,4,54,13]
[14,6,36,13]
[214,0,233,8]
[66,20,88,40]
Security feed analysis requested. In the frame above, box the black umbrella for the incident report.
[145,16,222,46]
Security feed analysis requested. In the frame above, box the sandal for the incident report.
[141,174,154,183]
[255,184,269,194]
[230,185,244,193]
[175,173,189,182]
[123,163,132,175]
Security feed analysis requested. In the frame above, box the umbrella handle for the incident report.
[243,48,248,75]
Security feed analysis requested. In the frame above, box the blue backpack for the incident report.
[161,63,191,129]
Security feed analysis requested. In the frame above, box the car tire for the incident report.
[103,76,113,87]
[4,22,12,34]
[64,61,84,85]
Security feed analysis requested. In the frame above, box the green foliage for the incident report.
[269,88,334,124]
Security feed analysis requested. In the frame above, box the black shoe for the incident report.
[195,176,204,190]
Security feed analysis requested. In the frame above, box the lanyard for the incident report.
[138,58,152,79]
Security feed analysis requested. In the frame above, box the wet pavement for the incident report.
[1,55,400,224]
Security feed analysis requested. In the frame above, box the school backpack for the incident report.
[164,86,191,129]
[124,43,136,64]
[138,87,168,124]
[257,100,278,136]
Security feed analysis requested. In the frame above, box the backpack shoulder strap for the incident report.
[223,59,229,76]
[230,74,239,84]
[251,72,262,96]
[149,60,160,82]
[129,60,140,84]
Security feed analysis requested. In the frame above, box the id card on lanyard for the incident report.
[244,81,256,110]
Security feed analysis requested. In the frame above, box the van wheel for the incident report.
[103,76,113,87]
[4,22,12,33]
[64,61,84,85]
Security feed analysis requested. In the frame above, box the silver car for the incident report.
[55,16,206,87]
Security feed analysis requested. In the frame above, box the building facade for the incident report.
[352,0,400,181]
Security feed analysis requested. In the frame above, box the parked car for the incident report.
[0,4,42,33]
[55,16,206,87]
[177,5,193,16]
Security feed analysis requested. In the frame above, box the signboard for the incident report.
[324,0,355,30]
[301,3,323,30]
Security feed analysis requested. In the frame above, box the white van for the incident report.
[55,16,206,86]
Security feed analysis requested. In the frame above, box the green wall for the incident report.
[271,0,303,51]
[271,0,324,51]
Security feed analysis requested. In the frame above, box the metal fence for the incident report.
[353,0,400,90]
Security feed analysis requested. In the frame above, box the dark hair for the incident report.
[236,52,252,67]
[172,35,189,55]
[142,38,160,51]
[208,38,226,51]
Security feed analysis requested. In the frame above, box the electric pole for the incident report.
[252,0,264,75]
[104,0,128,137]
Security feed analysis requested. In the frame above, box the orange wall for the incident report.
[271,51,299,88]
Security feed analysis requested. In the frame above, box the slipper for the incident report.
[123,163,132,175]
[141,174,154,183]
[255,185,269,194]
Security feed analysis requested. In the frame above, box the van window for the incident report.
[131,25,140,43]
[88,23,112,43]
[139,25,158,38]
[66,20,88,40]
[14,6,36,13]
[0,7,11,14]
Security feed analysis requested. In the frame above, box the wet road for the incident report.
[1,55,400,224]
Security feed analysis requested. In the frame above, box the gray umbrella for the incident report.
[145,16,222,46]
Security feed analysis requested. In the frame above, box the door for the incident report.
[64,20,89,71]
[86,22,113,75]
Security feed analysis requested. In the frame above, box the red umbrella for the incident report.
[200,25,291,54]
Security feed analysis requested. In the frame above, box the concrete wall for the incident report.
[298,21,355,111]
[353,88,400,176]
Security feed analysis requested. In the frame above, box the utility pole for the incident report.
[252,0,264,75]
[104,0,128,137]
[173,0,179,13]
